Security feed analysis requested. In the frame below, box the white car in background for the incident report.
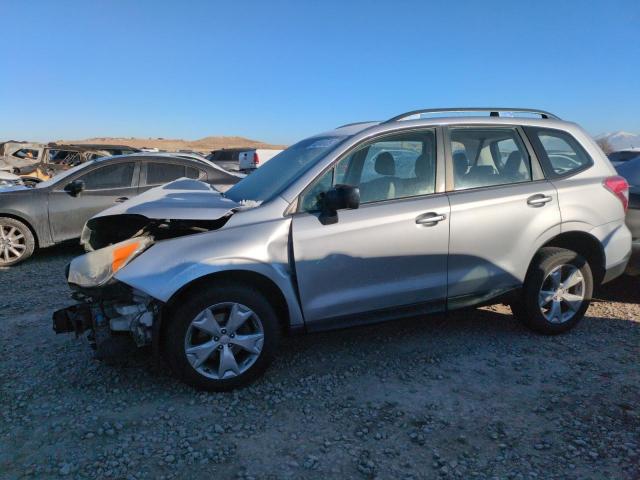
[238,149,283,171]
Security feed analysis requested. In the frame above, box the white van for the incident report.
[238,149,283,171]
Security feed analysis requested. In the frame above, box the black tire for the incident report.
[510,247,593,335]
[164,283,281,391]
[0,217,35,266]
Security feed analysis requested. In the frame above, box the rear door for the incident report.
[292,128,450,326]
[444,126,562,308]
[48,161,140,241]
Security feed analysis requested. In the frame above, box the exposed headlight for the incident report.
[68,236,154,287]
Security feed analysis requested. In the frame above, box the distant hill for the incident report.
[595,131,640,151]
[59,136,287,153]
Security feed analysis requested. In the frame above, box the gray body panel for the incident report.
[446,181,561,303]
[292,194,450,322]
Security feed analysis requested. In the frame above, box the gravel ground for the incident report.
[0,245,639,479]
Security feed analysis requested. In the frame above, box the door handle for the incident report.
[115,197,129,203]
[415,212,446,226]
[527,194,552,207]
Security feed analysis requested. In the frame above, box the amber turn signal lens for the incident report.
[111,241,141,273]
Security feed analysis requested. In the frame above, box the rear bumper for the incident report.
[603,253,631,283]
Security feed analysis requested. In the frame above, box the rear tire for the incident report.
[510,247,593,334]
[164,283,281,391]
[0,217,35,266]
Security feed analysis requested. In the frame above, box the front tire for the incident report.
[164,283,281,391]
[510,247,593,334]
[0,217,35,266]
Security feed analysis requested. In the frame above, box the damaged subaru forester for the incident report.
[53,108,632,391]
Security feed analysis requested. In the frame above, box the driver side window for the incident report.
[298,129,437,212]
[77,162,135,190]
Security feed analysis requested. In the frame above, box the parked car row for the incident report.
[0,153,243,265]
[50,108,634,391]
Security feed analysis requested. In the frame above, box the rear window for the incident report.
[524,127,593,178]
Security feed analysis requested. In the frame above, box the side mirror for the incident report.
[64,179,85,197]
[319,184,360,225]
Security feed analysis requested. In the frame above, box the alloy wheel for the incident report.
[0,223,27,264]
[538,264,586,324]
[184,302,265,380]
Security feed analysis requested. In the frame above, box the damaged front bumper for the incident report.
[53,282,161,355]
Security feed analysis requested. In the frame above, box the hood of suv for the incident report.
[82,178,242,250]
[94,178,240,220]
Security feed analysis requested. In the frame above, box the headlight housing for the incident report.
[67,236,154,288]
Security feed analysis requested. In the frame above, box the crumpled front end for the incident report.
[53,178,248,357]
[52,286,159,354]
[53,235,162,357]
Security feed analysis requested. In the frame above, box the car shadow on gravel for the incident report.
[594,274,639,304]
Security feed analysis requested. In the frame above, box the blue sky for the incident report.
[1,0,638,144]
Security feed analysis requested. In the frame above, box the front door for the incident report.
[444,126,562,307]
[291,128,450,326]
[48,161,140,242]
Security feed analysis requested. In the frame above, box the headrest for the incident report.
[414,154,429,179]
[504,151,523,173]
[453,152,468,176]
[375,152,395,176]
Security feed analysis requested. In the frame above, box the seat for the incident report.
[502,150,528,181]
[453,152,469,187]
[359,152,397,202]
[399,154,434,196]
[464,165,497,188]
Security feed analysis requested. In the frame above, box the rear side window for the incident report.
[147,162,187,184]
[448,127,532,191]
[186,166,201,179]
[524,127,593,177]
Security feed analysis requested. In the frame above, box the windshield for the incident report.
[225,136,345,203]
[36,160,96,188]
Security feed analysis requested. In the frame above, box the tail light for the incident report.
[252,152,260,165]
[603,175,629,212]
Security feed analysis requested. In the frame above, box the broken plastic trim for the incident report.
[81,213,232,251]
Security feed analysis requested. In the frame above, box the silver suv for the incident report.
[54,108,632,391]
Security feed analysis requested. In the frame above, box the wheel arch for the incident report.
[0,212,40,248]
[538,231,605,285]
[161,269,294,341]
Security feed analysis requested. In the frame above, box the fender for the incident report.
[114,216,305,328]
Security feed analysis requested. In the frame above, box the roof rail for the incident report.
[383,108,560,123]
[335,121,379,129]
